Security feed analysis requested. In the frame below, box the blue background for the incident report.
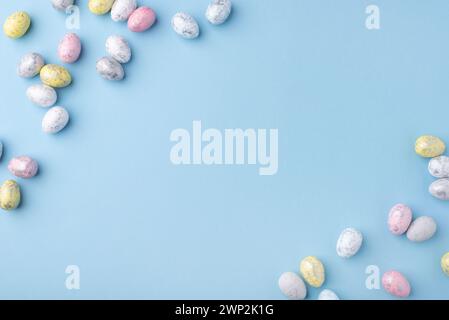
[0,0,448,299]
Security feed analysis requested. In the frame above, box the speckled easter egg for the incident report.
[40,64,72,88]
[415,135,445,158]
[0,180,21,211]
[299,256,325,288]
[382,270,411,298]
[88,0,115,15]
[128,7,156,32]
[52,0,75,11]
[428,156,449,178]
[96,57,125,81]
[318,289,339,300]
[8,156,39,179]
[442,252,449,276]
[388,203,413,235]
[42,106,69,134]
[429,178,449,200]
[171,12,200,39]
[106,35,131,64]
[278,272,307,300]
[336,227,363,258]
[58,33,81,64]
[205,0,232,25]
[111,0,137,22]
[406,216,437,242]
[3,11,31,39]
[17,53,45,78]
[26,84,57,108]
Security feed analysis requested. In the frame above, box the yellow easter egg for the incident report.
[88,0,115,15]
[40,64,72,88]
[415,135,445,158]
[442,252,449,276]
[3,11,31,39]
[299,256,325,288]
[0,180,21,211]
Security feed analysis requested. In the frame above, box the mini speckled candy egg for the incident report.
[40,64,72,88]
[89,0,115,15]
[428,156,449,178]
[106,35,131,64]
[0,180,21,211]
[382,270,411,298]
[42,106,69,134]
[171,13,200,39]
[26,84,57,108]
[278,272,307,300]
[429,178,449,200]
[415,135,445,158]
[206,0,232,25]
[111,0,137,22]
[406,216,437,242]
[128,7,156,32]
[8,156,39,179]
[58,33,81,64]
[3,11,31,39]
[17,53,45,78]
[442,252,449,276]
[96,57,125,81]
[299,256,325,288]
[336,228,363,258]
[52,0,75,11]
[318,289,339,300]
[388,203,412,235]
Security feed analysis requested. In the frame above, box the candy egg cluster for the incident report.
[388,204,437,243]
[96,35,131,81]
[415,135,449,200]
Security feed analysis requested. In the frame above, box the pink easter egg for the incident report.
[127,6,156,32]
[8,156,39,179]
[388,203,412,235]
[58,33,81,64]
[382,270,411,298]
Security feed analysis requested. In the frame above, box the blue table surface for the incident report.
[0,0,448,299]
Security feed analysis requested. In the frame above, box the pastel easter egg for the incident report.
[429,178,449,200]
[52,0,75,11]
[8,156,39,179]
[26,84,57,108]
[0,180,21,211]
[171,12,200,39]
[128,7,156,32]
[299,256,325,288]
[40,64,72,88]
[278,272,307,300]
[406,216,437,242]
[388,203,413,235]
[58,33,81,64]
[428,156,449,178]
[111,0,137,22]
[336,227,363,258]
[318,289,339,300]
[89,0,115,15]
[382,270,411,298]
[205,0,232,25]
[96,57,125,81]
[3,11,31,39]
[415,135,445,158]
[42,106,69,134]
[106,35,131,64]
[442,252,449,276]
[17,53,45,78]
